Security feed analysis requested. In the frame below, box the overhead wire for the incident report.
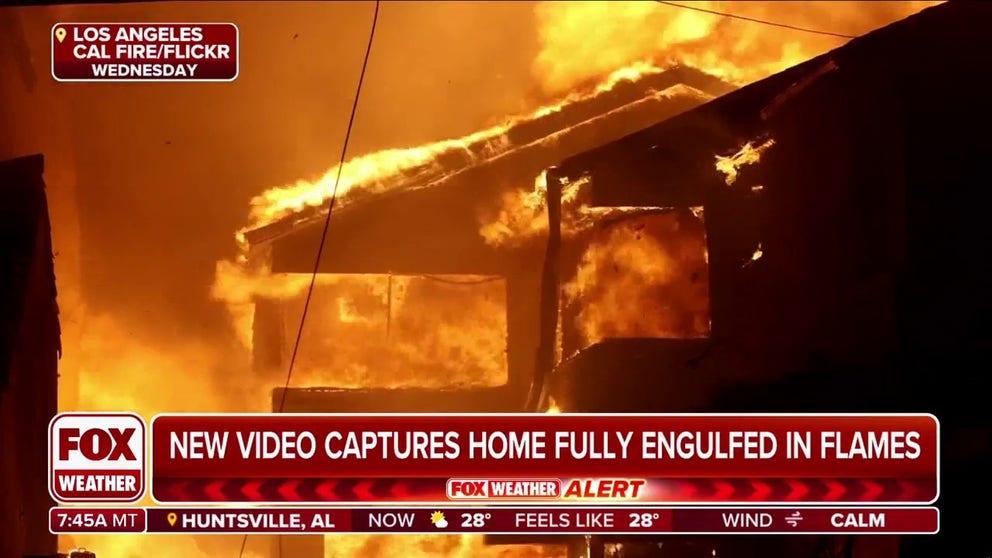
[654,1,857,39]
[276,0,381,413]
[236,1,381,557]
[418,275,505,285]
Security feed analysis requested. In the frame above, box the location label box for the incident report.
[52,23,239,82]
[49,412,147,503]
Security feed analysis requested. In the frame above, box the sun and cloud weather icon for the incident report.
[430,511,448,529]
[785,511,804,527]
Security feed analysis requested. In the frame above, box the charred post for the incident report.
[527,166,563,411]
[0,154,60,558]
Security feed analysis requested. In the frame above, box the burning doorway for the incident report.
[561,208,711,357]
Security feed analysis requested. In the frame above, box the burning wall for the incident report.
[562,209,712,353]
[281,274,509,389]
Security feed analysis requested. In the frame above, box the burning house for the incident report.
[221,65,732,558]
[224,65,734,416]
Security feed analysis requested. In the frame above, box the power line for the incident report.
[237,1,380,557]
[654,1,856,39]
[419,274,505,285]
[277,0,380,413]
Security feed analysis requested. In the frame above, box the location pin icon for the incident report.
[167,512,178,527]
[55,27,67,43]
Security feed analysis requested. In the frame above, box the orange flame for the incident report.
[274,274,509,389]
[533,1,942,95]
[563,210,712,349]
[715,138,776,186]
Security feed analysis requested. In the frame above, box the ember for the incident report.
[714,138,776,186]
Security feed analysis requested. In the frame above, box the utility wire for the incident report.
[419,274,505,285]
[278,0,380,413]
[654,1,856,39]
[237,1,380,557]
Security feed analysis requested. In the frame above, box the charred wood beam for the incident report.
[526,166,562,411]
[588,536,606,558]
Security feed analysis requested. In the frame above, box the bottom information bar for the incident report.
[51,507,938,535]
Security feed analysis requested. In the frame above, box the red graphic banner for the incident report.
[49,506,940,535]
[151,477,936,505]
[150,413,938,504]
[51,23,239,82]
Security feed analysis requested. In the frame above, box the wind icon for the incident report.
[430,511,448,529]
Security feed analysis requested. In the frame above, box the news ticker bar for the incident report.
[50,413,939,505]
[50,506,939,535]
[150,477,937,505]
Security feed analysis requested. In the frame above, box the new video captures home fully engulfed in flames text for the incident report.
[1,1,990,558]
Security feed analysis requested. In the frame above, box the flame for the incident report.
[563,210,711,349]
[243,62,671,237]
[479,170,562,247]
[58,314,260,415]
[480,174,711,352]
[546,398,562,414]
[751,243,764,262]
[715,138,776,185]
[246,127,512,231]
[532,1,942,94]
[274,274,509,389]
[213,65,692,381]
[480,172,682,248]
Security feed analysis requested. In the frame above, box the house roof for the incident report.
[556,1,985,207]
[242,65,734,252]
